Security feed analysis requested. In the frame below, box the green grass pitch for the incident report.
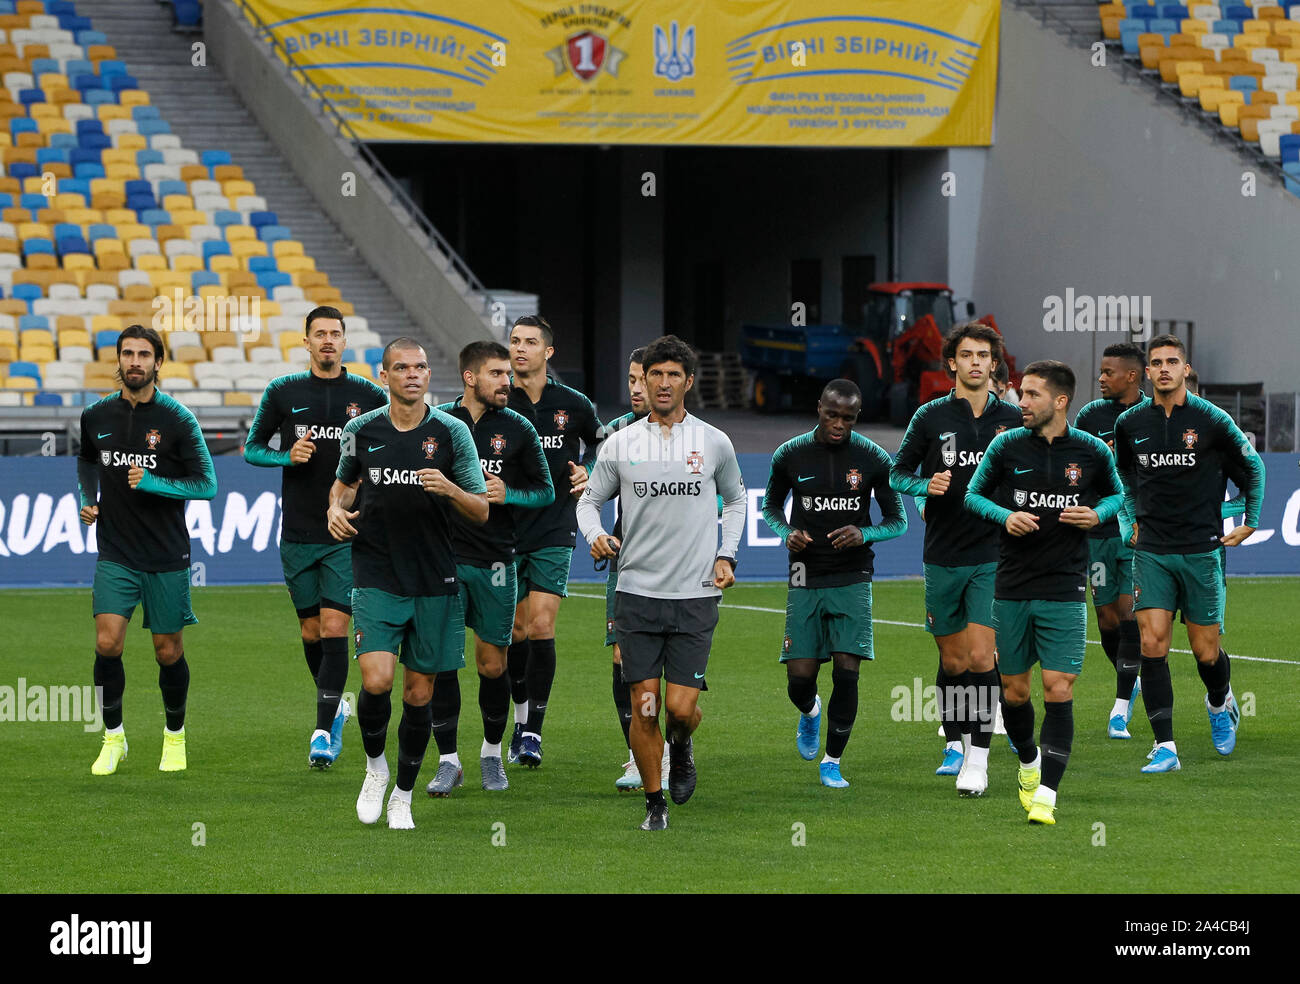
[2,578,1297,893]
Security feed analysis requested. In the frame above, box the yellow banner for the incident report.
[246,1,998,145]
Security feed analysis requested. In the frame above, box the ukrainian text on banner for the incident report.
[0,455,1297,588]
[244,0,998,146]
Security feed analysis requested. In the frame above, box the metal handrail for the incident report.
[1011,0,1294,188]
[226,0,494,314]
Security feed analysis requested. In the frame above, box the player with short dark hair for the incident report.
[600,346,661,791]
[243,305,387,767]
[577,334,746,831]
[1073,342,1149,740]
[78,324,218,775]
[328,338,488,829]
[424,340,554,795]
[965,360,1124,824]
[889,321,1022,792]
[505,315,604,768]
[1114,335,1265,773]
[762,379,906,788]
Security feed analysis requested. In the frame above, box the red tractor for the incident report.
[836,283,1020,425]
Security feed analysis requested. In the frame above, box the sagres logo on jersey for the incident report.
[295,424,308,439]
[1065,462,1081,486]
[145,429,161,450]
[346,402,361,418]
[422,436,438,459]
[941,432,957,467]
[634,481,648,498]
[1137,453,1149,467]
[686,449,703,475]
[1182,429,1198,449]
[368,468,381,485]
[490,434,506,455]
[553,409,569,431]
[100,450,111,466]
[846,468,862,490]
[801,495,813,511]
[1014,489,1027,507]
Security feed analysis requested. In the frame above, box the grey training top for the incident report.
[577,412,746,600]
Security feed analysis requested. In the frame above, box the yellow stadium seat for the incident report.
[173,345,207,364]
[198,284,227,301]
[278,334,302,354]
[158,362,193,381]
[5,376,37,390]
[151,272,188,292]
[96,104,130,122]
[212,165,243,182]
[89,178,124,196]
[343,362,372,380]
[122,284,154,303]
[1235,33,1266,49]
[53,192,85,209]
[223,391,254,406]
[224,225,255,243]
[97,253,129,272]
[62,254,94,271]
[93,237,124,256]
[271,240,303,258]
[120,90,150,108]
[232,241,268,261]
[169,209,204,227]
[116,134,146,152]
[19,346,54,364]
[104,164,140,181]
[91,192,125,211]
[101,149,135,167]
[29,103,58,119]
[20,329,52,347]
[27,254,58,270]
[115,223,151,243]
[65,207,100,224]
[1180,18,1208,35]
[162,194,194,211]
[59,329,90,348]
[209,255,238,274]
[36,117,71,135]
[259,301,281,317]
[134,255,166,271]
[91,315,124,334]
[222,180,256,198]
[1204,87,1241,113]
[333,301,354,317]
[279,256,315,273]
[171,255,202,273]
[1243,19,1271,35]
[0,328,17,347]
[18,222,51,240]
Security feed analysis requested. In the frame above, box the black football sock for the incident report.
[1039,700,1074,792]
[314,636,349,733]
[507,639,530,707]
[1141,657,1175,743]
[825,666,859,759]
[1116,619,1141,701]
[966,668,1001,750]
[524,637,556,737]
[479,671,510,746]
[1099,626,1120,670]
[613,662,633,747]
[396,700,433,792]
[1197,648,1232,708]
[94,652,124,730]
[157,656,189,732]
[786,673,818,715]
[1002,698,1037,765]
[357,687,392,760]
[430,670,460,757]
[645,789,666,809]
[302,639,323,683]
[937,662,964,742]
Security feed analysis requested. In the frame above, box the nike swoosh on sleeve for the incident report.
[1133,437,1150,444]
[367,444,386,452]
[291,407,310,413]
[1014,468,1033,474]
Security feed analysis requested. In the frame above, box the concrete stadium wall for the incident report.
[966,5,1300,398]
[204,1,491,355]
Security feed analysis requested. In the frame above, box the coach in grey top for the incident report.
[577,335,746,831]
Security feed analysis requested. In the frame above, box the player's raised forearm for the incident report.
[449,487,489,524]
[329,479,358,511]
[76,457,99,509]
[576,488,608,545]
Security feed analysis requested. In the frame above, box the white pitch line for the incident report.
[567,592,1300,666]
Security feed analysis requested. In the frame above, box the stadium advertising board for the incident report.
[244,0,999,145]
[0,454,1297,587]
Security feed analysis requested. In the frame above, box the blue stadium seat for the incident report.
[37,147,69,166]
[10,164,39,182]
[19,192,47,210]
[213,210,242,227]
[173,0,202,29]
[1159,2,1188,15]
[7,362,41,385]
[258,225,290,244]
[201,150,231,168]
[202,241,231,263]
[19,315,49,332]
[53,222,81,240]
[31,58,59,78]
[64,61,93,81]
[97,60,127,79]
[84,90,115,107]
[95,329,121,349]
[191,271,221,291]
[69,148,101,167]
[1283,161,1300,196]
[138,120,171,137]
[364,346,383,365]
[1280,135,1300,165]
[247,256,277,273]
[0,193,12,208]
[1230,75,1259,93]
[125,193,156,212]
[109,75,139,93]
[1224,5,1251,20]
[124,179,152,198]
[73,73,104,92]
[33,392,64,407]
[76,31,109,47]
[73,163,105,179]
[138,209,171,227]
[9,117,37,135]
[157,179,188,199]
[131,106,160,121]
[135,149,163,167]
[48,133,76,149]
[18,89,46,107]
[78,133,111,152]
[22,239,55,256]
[49,1,79,15]
[87,223,116,242]
[1148,18,1177,37]
[256,272,291,292]
[249,210,278,227]
[13,285,42,304]
[341,348,357,363]
[57,237,91,256]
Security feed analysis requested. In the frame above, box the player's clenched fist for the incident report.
[327,503,359,541]
[79,504,99,525]
[591,533,620,560]
[785,529,813,552]
[483,471,506,504]
[418,467,454,497]
[1005,511,1039,536]
[712,558,736,590]
[927,470,952,496]
[289,437,316,465]
[127,466,144,489]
